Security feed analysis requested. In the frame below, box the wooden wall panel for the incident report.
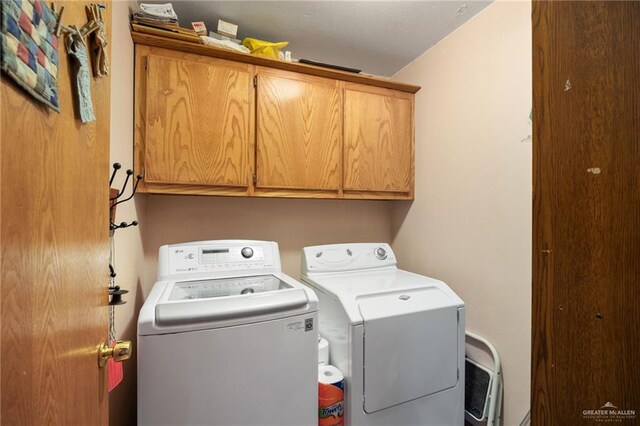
[1,2,111,424]
[532,1,640,423]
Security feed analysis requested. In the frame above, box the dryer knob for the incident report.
[241,247,254,258]
[375,247,387,260]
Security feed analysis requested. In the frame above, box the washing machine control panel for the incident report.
[167,242,275,275]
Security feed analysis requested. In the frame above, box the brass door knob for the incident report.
[98,340,132,368]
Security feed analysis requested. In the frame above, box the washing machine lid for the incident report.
[359,287,460,413]
[167,274,292,300]
[139,273,318,335]
[302,269,463,325]
[157,274,309,326]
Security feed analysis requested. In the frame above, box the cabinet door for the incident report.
[144,51,251,187]
[255,69,342,191]
[344,85,413,193]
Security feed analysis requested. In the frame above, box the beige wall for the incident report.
[391,2,532,425]
[109,1,144,425]
[141,196,391,293]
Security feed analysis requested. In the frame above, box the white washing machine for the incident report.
[138,240,319,426]
[301,243,465,426]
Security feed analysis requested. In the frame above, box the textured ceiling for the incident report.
[142,1,493,76]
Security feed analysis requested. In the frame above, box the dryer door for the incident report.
[358,287,460,413]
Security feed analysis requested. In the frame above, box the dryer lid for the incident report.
[358,287,460,413]
[303,269,464,325]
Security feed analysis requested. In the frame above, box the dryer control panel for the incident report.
[301,243,396,274]
[158,240,279,279]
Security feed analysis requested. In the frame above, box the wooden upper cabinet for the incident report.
[134,37,419,199]
[255,69,342,192]
[344,84,414,194]
[143,48,251,188]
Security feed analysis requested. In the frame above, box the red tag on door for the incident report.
[107,356,123,392]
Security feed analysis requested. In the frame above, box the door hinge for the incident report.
[144,56,148,70]
[253,75,257,87]
[252,174,257,184]
[457,310,460,323]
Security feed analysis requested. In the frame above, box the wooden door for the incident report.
[532,1,640,423]
[255,68,342,192]
[143,48,251,188]
[1,1,111,424]
[343,84,413,194]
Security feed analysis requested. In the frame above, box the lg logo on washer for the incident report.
[305,318,314,331]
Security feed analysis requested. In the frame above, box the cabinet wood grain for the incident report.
[532,1,640,423]
[256,69,342,191]
[344,85,414,194]
[134,43,418,200]
[144,49,251,187]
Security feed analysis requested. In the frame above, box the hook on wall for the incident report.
[107,263,128,305]
[108,162,142,307]
[109,162,121,186]
[108,286,129,306]
[109,162,143,233]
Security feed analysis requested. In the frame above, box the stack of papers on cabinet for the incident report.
[133,3,179,27]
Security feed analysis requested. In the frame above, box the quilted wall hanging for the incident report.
[1,0,60,111]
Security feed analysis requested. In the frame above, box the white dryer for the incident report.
[138,240,319,426]
[301,243,465,426]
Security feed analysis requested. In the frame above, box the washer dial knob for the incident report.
[241,247,254,259]
[375,247,387,260]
